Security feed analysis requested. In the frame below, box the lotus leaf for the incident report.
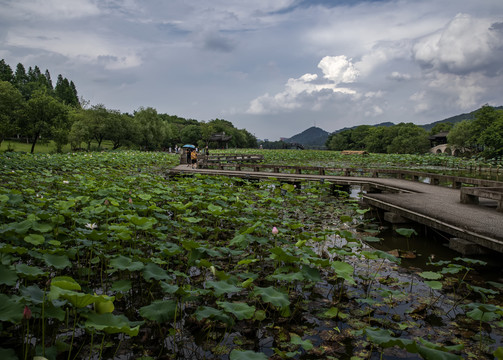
[139,299,177,323]
[425,281,443,290]
[290,333,313,351]
[194,306,234,326]
[143,262,171,281]
[331,261,356,285]
[20,285,44,304]
[15,263,47,279]
[419,271,443,280]
[0,347,17,360]
[0,264,17,286]
[252,286,290,308]
[43,253,71,269]
[206,280,242,297]
[0,294,24,322]
[110,255,144,272]
[217,301,255,320]
[111,279,132,293]
[50,276,81,291]
[84,313,141,336]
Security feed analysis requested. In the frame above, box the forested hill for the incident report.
[285,106,503,147]
[286,127,329,147]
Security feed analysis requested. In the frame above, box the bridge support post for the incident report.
[383,212,409,224]
[449,237,487,255]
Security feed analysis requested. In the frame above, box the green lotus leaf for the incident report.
[49,287,97,308]
[419,271,443,280]
[0,194,9,202]
[24,234,45,246]
[301,266,321,282]
[217,301,255,320]
[84,313,142,336]
[395,228,418,238]
[194,306,234,326]
[207,204,224,215]
[109,255,144,272]
[10,220,33,234]
[20,285,44,304]
[252,286,290,308]
[267,272,304,282]
[43,253,71,269]
[0,264,18,286]
[55,200,76,211]
[290,333,313,351]
[111,279,132,293]
[425,281,443,290]
[331,261,356,285]
[143,262,171,281]
[182,217,202,223]
[51,276,81,291]
[15,263,47,279]
[229,350,268,360]
[0,347,17,360]
[32,222,53,233]
[127,215,157,229]
[160,282,179,294]
[0,294,24,323]
[139,300,177,323]
[206,280,241,297]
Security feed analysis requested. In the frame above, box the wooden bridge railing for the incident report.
[200,162,503,189]
[202,154,264,164]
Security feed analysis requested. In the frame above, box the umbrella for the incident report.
[182,144,196,148]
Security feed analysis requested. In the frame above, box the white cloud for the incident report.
[318,55,359,83]
[6,28,141,70]
[4,0,100,20]
[413,13,503,75]
[389,72,411,81]
[247,55,359,114]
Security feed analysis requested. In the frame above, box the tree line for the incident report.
[325,105,503,159]
[0,59,257,153]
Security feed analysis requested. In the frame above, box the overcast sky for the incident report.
[1,0,502,140]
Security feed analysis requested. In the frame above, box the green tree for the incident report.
[22,89,69,153]
[387,123,430,154]
[447,120,475,150]
[87,104,111,150]
[326,130,351,151]
[479,111,503,158]
[0,59,14,83]
[429,122,453,135]
[134,107,166,150]
[55,75,79,107]
[350,125,371,150]
[107,112,139,150]
[180,124,201,146]
[0,81,25,146]
[364,126,389,153]
[68,109,93,150]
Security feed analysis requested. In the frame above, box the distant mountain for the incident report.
[285,106,503,148]
[285,126,329,148]
[333,122,395,134]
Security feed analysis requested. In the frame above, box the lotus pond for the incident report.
[0,151,502,360]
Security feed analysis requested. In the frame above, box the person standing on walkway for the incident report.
[190,149,198,169]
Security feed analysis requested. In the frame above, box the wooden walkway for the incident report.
[168,165,503,254]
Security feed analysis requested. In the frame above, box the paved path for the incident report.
[168,165,503,253]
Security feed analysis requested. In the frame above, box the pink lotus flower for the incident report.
[128,198,133,204]
[23,306,32,320]
[272,226,279,235]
